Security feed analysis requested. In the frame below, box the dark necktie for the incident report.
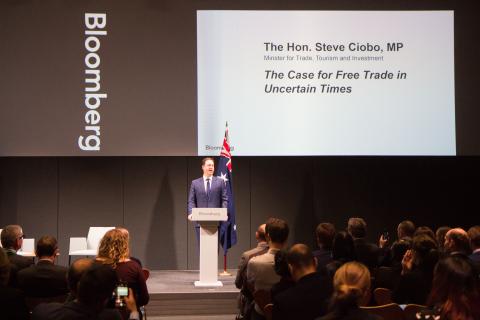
[206,178,211,197]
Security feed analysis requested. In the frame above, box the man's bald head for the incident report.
[68,258,95,294]
[445,228,471,255]
[256,224,266,242]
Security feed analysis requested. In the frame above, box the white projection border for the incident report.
[197,11,455,156]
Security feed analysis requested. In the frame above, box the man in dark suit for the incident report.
[313,222,335,272]
[444,228,471,257]
[187,157,228,221]
[347,217,381,271]
[33,259,139,320]
[468,226,480,262]
[18,235,68,298]
[272,244,332,320]
[1,225,34,287]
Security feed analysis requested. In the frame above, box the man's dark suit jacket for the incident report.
[272,271,333,320]
[313,248,333,273]
[0,286,30,320]
[187,176,228,214]
[17,260,69,298]
[353,238,381,271]
[3,248,34,287]
[32,301,123,320]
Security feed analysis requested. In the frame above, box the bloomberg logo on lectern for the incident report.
[78,13,107,152]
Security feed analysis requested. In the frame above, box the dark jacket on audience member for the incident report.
[313,248,333,273]
[3,248,34,287]
[17,260,69,298]
[0,286,30,320]
[393,266,431,305]
[32,301,122,320]
[353,238,381,271]
[316,307,383,320]
[272,272,332,320]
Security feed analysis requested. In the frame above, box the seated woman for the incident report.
[96,229,149,310]
[317,261,380,320]
[392,234,438,305]
[417,255,480,320]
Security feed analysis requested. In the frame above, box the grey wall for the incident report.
[1,156,479,269]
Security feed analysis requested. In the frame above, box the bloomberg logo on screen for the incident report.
[78,13,107,151]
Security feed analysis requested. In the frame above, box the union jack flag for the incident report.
[216,123,237,254]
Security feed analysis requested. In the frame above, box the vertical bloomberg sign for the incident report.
[78,13,107,151]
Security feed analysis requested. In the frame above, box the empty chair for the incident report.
[18,238,35,257]
[373,287,393,306]
[69,227,114,264]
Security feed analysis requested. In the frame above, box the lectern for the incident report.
[190,208,228,287]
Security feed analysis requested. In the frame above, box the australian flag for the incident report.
[216,123,237,254]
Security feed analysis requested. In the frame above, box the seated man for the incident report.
[347,217,380,271]
[18,235,69,299]
[444,228,471,257]
[33,258,139,320]
[247,218,289,320]
[272,244,332,320]
[313,222,335,272]
[0,249,29,320]
[235,223,268,319]
[0,225,34,287]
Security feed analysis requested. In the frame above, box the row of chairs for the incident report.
[1,227,115,263]
[255,287,425,320]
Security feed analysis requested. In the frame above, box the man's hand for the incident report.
[401,249,413,275]
[124,288,137,313]
[379,234,388,248]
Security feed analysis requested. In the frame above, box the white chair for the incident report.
[69,227,115,264]
[18,238,36,257]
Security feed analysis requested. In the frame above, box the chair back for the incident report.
[374,287,393,305]
[253,289,271,311]
[87,227,114,250]
[264,303,273,320]
[404,304,426,320]
[361,303,405,320]
[18,238,35,256]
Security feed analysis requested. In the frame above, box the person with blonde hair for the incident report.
[317,261,381,320]
[96,228,149,314]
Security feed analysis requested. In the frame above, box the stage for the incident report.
[146,270,239,319]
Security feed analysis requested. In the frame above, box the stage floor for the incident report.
[146,270,239,319]
[147,269,239,293]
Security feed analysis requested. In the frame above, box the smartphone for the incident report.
[116,284,128,297]
[382,231,389,240]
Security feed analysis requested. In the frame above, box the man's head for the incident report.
[468,226,480,251]
[315,222,336,250]
[77,263,118,312]
[347,218,367,239]
[0,225,24,251]
[444,228,471,255]
[265,218,289,248]
[255,224,267,243]
[397,220,415,239]
[201,157,215,177]
[36,235,58,260]
[68,258,95,296]
[286,244,316,281]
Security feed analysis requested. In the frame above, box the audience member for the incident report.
[116,227,143,268]
[417,255,480,320]
[468,226,480,264]
[347,218,380,271]
[313,223,335,272]
[247,218,289,320]
[414,226,436,242]
[235,223,269,319]
[17,235,68,298]
[435,226,451,254]
[316,262,381,320]
[270,250,294,299]
[273,244,332,320]
[393,234,439,305]
[397,220,416,240]
[96,229,149,310]
[0,225,34,287]
[0,248,29,320]
[33,260,138,320]
[326,231,356,278]
[444,228,471,257]
[374,238,411,290]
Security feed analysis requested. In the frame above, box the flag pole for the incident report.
[220,121,232,276]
